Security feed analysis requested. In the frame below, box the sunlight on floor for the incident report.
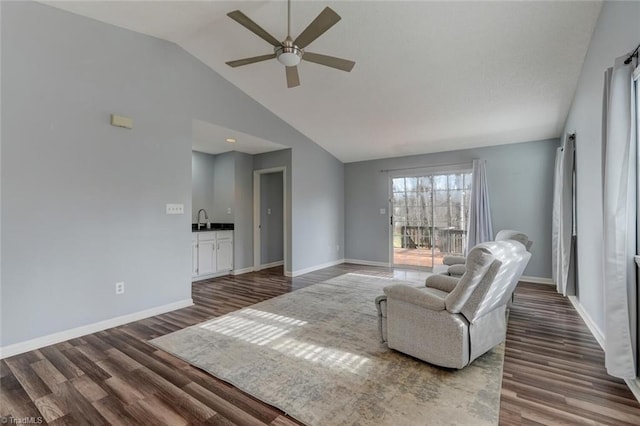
[198,308,307,346]
[272,338,370,374]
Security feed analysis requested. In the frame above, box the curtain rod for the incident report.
[624,44,639,65]
[380,162,472,173]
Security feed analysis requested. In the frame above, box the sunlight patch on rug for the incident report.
[151,273,504,425]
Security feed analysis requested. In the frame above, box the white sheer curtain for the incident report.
[466,159,493,254]
[602,54,638,379]
[552,134,575,296]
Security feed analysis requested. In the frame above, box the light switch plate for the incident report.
[166,204,184,214]
[380,208,386,214]
[110,114,133,129]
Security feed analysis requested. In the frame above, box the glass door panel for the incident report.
[392,172,471,269]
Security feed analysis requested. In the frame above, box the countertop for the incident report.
[192,223,234,232]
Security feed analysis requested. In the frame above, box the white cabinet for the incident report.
[197,233,217,276]
[192,234,199,276]
[192,231,233,280]
[216,231,234,272]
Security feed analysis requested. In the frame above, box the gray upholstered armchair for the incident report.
[436,229,533,278]
[375,240,531,369]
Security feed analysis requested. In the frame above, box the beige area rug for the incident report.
[150,273,504,425]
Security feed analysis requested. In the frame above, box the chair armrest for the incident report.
[447,264,467,277]
[443,255,466,266]
[425,274,460,293]
[383,285,446,311]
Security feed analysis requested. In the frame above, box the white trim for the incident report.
[568,295,605,350]
[231,266,254,276]
[253,167,287,273]
[260,260,284,269]
[520,276,555,285]
[287,259,345,277]
[625,378,640,403]
[0,298,193,359]
[344,259,391,267]
[192,271,230,281]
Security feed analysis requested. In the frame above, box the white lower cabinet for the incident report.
[192,231,233,280]
[192,234,199,276]
[216,231,234,272]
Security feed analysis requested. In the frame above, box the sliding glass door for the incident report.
[391,171,472,268]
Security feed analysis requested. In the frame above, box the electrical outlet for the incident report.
[267,208,272,215]
[227,207,232,214]
[115,282,125,295]
[336,245,340,252]
[380,208,386,214]
[166,204,184,215]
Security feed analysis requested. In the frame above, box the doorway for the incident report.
[253,167,287,272]
[390,171,472,269]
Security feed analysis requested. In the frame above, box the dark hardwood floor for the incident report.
[1,264,639,425]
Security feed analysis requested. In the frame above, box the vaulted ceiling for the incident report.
[46,1,602,162]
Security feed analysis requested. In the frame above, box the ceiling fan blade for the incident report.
[293,7,341,49]
[227,10,281,47]
[286,66,300,88]
[226,53,276,68]
[303,52,355,72]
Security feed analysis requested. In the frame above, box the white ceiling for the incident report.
[192,119,288,155]
[45,1,602,163]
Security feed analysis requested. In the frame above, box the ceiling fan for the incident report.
[225,0,356,88]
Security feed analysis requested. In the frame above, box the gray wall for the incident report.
[292,145,345,271]
[261,173,284,265]
[233,152,254,271]
[345,139,559,278]
[1,3,344,347]
[191,151,216,223]
[254,149,292,271]
[562,1,640,331]
[212,152,235,223]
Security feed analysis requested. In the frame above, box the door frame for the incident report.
[253,167,287,272]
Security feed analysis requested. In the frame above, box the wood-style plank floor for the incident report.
[1,264,639,425]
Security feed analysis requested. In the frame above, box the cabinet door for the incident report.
[192,239,199,276]
[198,240,217,275]
[217,238,233,272]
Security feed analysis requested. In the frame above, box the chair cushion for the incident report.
[447,264,467,277]
[445,245,497,313]
[495,229,529,248]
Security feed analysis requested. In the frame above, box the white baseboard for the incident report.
[520,275,555,285]
[259,260,284,269]
[344,259,391,267]
[625,378,640,403]
[0,298,194,359]
[568,295,605,350]
[287,259,345,277]
[231,266,254,276]
[192,271,231,281]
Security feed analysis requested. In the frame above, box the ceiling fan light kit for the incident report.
[275,38,302,67]
[225,0,355,88]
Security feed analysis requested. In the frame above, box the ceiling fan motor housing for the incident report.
[275,38,302,67]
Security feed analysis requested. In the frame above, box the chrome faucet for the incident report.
[197,209,209,230]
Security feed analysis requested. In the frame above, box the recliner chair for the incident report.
[375,240,531,369]
[436,229,533,278]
